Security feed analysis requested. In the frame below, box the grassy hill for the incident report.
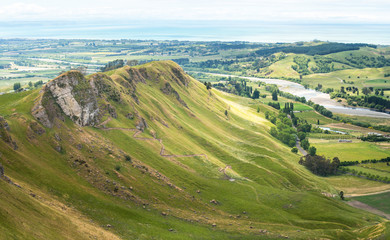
[0,61,389,239]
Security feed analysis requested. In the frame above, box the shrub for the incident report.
[291,147,298,153]
[299,155,340,176]
[125,155,132,162]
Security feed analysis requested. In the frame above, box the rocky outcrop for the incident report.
[29,122,46,136]
[0,163,4,178]
[0,116,18,150]
[161,82,188,108]
[171,66,189,87]
[136,118,148,131]
[32,71,100,128]
[32,62,192,128]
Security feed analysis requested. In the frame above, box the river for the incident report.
[206,73,390,119]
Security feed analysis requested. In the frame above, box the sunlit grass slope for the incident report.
[0,61,389,239]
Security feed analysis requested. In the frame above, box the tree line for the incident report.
[254,43,374,57]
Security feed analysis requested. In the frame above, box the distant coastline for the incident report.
[1,21,390,45]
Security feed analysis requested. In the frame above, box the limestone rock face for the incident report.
[32,71,100,128]
[0,164,3,178]
[32,62,191,128]
[160,82,188,108]
[0,116,18,150]
[136,118,148,131]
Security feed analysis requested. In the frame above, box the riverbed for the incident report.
[206,73,390,119]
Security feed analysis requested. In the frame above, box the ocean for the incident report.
[0,20,389,44]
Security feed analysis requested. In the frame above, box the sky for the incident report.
[0,0,390,23]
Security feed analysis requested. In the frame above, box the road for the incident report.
[287,114,307,156]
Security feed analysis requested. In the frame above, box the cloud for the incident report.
[0,2,47,20]
[0,0,389,23]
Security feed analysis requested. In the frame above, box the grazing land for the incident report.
[1,39,390,239]
[353,192,390,215]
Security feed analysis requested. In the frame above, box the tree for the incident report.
[299,154,340,176]
[270,127,278,137]
[309,146,317,156]
[291,147,298,153]
[28,81,33,88]
[297,132,306,141]
[224,110,228,116]
[331,157,340,171]
[362,87,371,95]
[206,82,212,90]
[340,86,345,93]
[301,139,310,150]
[272,90,278,101]
[252,89,260,99]
[13,82,21,91]
[100,59,124,72]
[339,191,344,200]
[34,80,44,88]
[257,106,260,113]
[317,119,320,125]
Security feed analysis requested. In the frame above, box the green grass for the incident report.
[294,110,336,125]
[362,163,390,172]
[347,166,390,178]
[302,67,390,91]
[308,133,355,140]
[353,192,390,214]
[0,61,388,239]
[313,140,390,162]
[324,175,390,196]
[292,103,313,111]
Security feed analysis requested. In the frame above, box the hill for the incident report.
[0,61,389,239]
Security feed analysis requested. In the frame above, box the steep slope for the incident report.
[0,61,389,239]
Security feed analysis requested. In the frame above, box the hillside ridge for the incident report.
[32,61,189,128]
[0,60,389,239]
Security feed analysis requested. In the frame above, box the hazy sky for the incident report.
[0,0,389,23]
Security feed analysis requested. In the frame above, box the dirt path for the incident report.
[219,165,232,179]
[346,189,390,197]
[347,200,390,220]
[97,117,112,127]
[97,121,208,160]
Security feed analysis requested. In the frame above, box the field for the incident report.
[308,133,355,140]
[322,122,389,136]
[294,110,336,125]
[363,162,390,172]
[353,192,390,214]
[313,140,390,162]
[323,175,390,195]
[347,165,390,178]
[333,113,390,127]
[303,67,390,91]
